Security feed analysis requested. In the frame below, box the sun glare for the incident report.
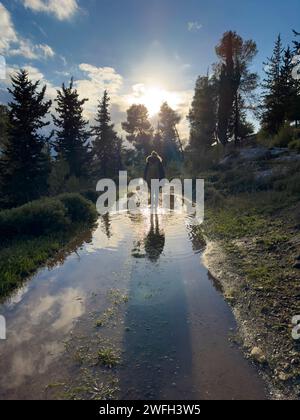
[128,85,180,117]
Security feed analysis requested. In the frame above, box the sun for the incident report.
[128,84,180,117]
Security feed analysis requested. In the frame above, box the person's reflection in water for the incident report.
[144,214,165,262]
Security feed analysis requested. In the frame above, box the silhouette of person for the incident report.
[144,214,165,262]
[144,151,165,211]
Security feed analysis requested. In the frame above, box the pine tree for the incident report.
[280,46,300,126]
[188,75,217,153]
[261,35,286,134]
[292,31,300,127]
[293,30,300,53]
[0,105,9,154]
[216,31,258,144]
[158,102,181,162]
[0,70,51,207]
[122,104,153,155]
[53,79,90,179]
[92,90,121,179]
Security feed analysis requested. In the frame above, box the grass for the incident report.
[201,162,300,396]
[0,193,98,299]
[97,347,121,368]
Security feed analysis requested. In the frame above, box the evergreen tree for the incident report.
[158,102,181,162]
[216,31,258,144]
[291,31,300,127]
[293,30,300,53]
[152,126,164,157]
[0,70,51,207]
[188,75,217,154]
[92,90,121,179]
[122,104,153,155]
[53,79,90,179]
[0,105,9,155]
[281,46,300,126]
[261,35,286,134]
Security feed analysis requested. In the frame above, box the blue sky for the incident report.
[1,0,300,138]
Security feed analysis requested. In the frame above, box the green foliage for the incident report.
[91,90,122,179]
[272,123,294,147]
[0,104,9,154]
[122,104,153,155]
[0,236,62,296]
[188,75,217,153]
[216,31,258,145]
[48,158,70,196]
[261,37,300,135]
[0,70,52,207]
[53,79,91,178]
[158,102,182,162]
[97,347,120,368]
[0,193,97,243]
[57,193,97,224]
[288,138,300,153]
[0,198,69,242]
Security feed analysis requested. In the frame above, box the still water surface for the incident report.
[0,210,266,400]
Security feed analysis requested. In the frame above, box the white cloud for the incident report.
[0,3,18,53]
[0,3,55,60]
[187,21,203,32]
[23,0,79,20]
[78,64,123,94]
[9,40,55,60]
[75,63,124,122]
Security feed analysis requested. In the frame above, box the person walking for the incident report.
[144,151,165,210]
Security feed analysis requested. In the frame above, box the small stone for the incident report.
[278,372,291,382]
[250,347,266,364]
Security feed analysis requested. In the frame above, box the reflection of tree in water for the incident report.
[187,224,206,254]
[100,213,112,239]
[144,214,165,262]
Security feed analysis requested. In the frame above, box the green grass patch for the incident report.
[97,347,120,368]
[0,193,98,298]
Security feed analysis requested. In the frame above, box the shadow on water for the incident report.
[119,210,267,400]
[120,212,193,400]
[0,207,267,400]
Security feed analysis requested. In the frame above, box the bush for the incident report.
[205,186,224,207]
[272,124,294,148]
[80,189,99,203]
[0,198,70,241]
[0,193,98,244]
[288,139,300,153]
[57,193,98,224]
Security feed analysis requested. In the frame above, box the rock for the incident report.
[278,372,292,382]
[251,347,266,364]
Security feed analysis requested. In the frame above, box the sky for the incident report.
[0,0,300,140]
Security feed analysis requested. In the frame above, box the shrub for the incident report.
[0,193,98,244]
[57,193,98,224]
[288,139,300,153]
[272,124,294,148]
[205,186,224,207]
[0,198,70,241]
[80,189,99,203]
